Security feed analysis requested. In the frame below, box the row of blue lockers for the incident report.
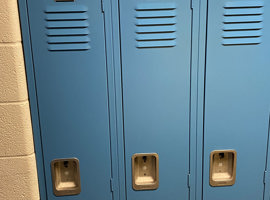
[18,0,270,199]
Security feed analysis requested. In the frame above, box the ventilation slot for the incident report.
[45,5,90,51]
[135,3,177,48]
[222,1,264,46]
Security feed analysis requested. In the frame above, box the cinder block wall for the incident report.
[0,0,40,199]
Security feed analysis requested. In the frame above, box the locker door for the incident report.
[203,0,270,199]
[118,0,192,199]
[26,0,112,199]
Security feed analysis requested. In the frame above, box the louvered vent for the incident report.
[222,1,264,45]
[45,5,90,51]
[135,3,177,48]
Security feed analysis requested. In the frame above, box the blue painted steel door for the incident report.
[26,0,113,199]
[118,0,192,199]
[203,0,270,199]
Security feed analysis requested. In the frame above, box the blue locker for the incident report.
[21,0,113,199]
[118,0,192,199]
[18,0,270,199]
[203,0,270,199]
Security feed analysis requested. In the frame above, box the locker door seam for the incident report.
[189,0,194,198]
[101,0,116,199]
[201,0,210,199]
[116,0,128,199]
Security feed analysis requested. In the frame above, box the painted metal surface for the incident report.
[18,0,270,199]
[203,0,270,199]
[118,0,192,199]
[264,116,270,200]
[24,0,113,199]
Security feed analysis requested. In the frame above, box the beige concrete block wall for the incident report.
[0,44,28,102]
[0,0,21,43]
[0,0,40,199]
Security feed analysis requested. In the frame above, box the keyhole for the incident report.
[143,156,147,163]
[219,153,225,159]
[64,161,69,168]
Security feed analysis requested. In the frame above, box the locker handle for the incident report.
[51,158,81,196]
[132,153,159,190]
[210,150,237,187]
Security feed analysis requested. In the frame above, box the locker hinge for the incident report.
[190,0,194,9]
[187,174,191,188]
[110,178,114,192]
[101,0,105,13]
[264,171,270,184]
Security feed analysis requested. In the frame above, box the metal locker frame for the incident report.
[19,0,270,199]
[18,2,47,198]
[17,0,205,199]
[18,0,120,199]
